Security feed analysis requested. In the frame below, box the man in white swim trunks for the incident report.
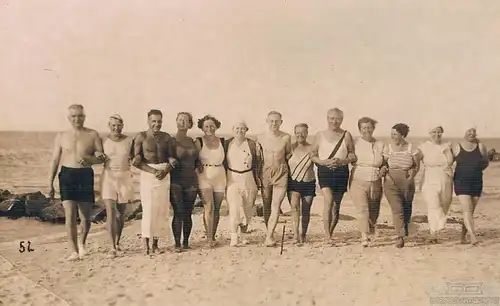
[132,109,178,255]
[101,114,134,258]
[257,111,292,247]
[48,104,106,261]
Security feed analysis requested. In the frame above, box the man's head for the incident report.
[327,108,343,130]
[266,110,283,132]
[108,114,124,136]
[294,123,309,144]
[147,109,163,133]
[67,104,86,129]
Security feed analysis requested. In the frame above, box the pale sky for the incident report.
[1,0,500,137]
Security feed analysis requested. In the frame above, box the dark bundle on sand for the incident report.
[0,190,53,219]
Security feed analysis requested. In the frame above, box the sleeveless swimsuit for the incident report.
[316,131,349,193]
[454,144,484,197]
[197,138,227,192]
[170,137,198,190]
[288,146,316,197]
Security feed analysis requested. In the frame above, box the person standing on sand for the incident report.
[224,121,263,247]
[451,125,489,246]
[170,112,199,252]
[48,104,106,261]
[349,117,385,248]
[100,114,134,258]
[132,109,178,255]
[257,111,292,247]
[310,108,357,246]
[381,123,421,248]
[286,123,316,245]
[195,115,227,248]
[419,125,454,244]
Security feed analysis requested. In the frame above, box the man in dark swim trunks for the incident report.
[48,104,106,261]
[132,109,178,255]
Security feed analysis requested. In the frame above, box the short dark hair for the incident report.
[294,123,308,132]
[148,109,163,118]
[358,117,378,129]
[177,112,194,129]
[392,123,410,137]
[267,110,282,119]
[197,115,221,130]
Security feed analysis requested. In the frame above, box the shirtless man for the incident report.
[48,104,106,261]
[257,111,292,247]
[132,109,178,255]
[101,114,134,258]
[311,108,356,245]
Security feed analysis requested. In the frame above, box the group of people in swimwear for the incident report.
[48,104,489,261]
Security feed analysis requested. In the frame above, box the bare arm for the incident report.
[166,135,178,167]
[285,134,292,161]
[339,131,357,165]
[255,141,264,183]
[131,133,157,175]
[479,143,489,170]
[48,133,62,187]
[194,137,203,173]
[409,149,422,180]
[310,132,324,166]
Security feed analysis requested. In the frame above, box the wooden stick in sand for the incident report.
[280,224,285,255]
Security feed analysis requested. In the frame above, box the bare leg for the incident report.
[321,188,334,242]
[116,203,126,251]
[212,192,225,241]
[62,201,79,261]
[77,202,92,259]
[287,191,301,244]
[262,186,273,227]
[265,186,286,246]
[301,196,314,242]
[182,187,197,249]
[458,195,478,245]
[170,184,184,251]
[329,192,344,237]
[104,199,118,257]
[459,195,480,245]
[143,237,150,255]
[200,188,216,246]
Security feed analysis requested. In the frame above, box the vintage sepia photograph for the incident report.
[1,0,500,305]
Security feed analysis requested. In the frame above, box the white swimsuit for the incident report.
[198,141,227,192]
[101,137,134,203]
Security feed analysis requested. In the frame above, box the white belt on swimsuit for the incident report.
[203,164,223,167]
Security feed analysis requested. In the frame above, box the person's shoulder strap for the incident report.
[327,130,347,160]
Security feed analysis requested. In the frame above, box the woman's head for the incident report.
[233,121,249,139]
[197,115,221,135]
[294,123,309,144]
[357,117,377,138]
[391,123,410,142]
[464,127,477,142]
[429,126,444,143]
[176,112,193,130]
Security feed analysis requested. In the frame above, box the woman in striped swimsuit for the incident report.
[381,123,421,248]
[451,126,489,245]
[195,115,227,248]
[287,123,316,245]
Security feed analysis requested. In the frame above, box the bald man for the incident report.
[48,104,106,261]
[224,121,263,246]
[257,111,292,247]
[101,114,134,258]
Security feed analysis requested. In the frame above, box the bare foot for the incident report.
[67,252,79,262]
[470,237,479,246]
[207,240,217,248]
[361,237,369,248]
[174,246,183,253]
[107,250,117,259]
[78,243,86,259]
[395,237,405,248]
[264,238,276,247]
[116,245,122,252]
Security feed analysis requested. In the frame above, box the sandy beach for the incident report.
[2,161,500,305]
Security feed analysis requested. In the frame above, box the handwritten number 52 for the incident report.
[19,241,34,253]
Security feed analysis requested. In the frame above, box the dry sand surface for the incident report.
[1,165,500,305]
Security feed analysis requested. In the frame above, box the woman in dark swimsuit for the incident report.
[170,112,200,252]
[451,126,489,245]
